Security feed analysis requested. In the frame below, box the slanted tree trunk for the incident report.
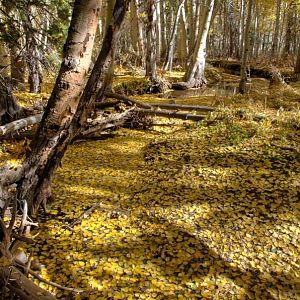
[13,0,101,215]
[145,0,157,82]
[239,0,253,94]
[14,0,129,216]
[184,0,215,88]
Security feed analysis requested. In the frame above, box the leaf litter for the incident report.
[28,97,299,299]
[1,77,299,299]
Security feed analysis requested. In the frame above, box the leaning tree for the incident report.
[0,0,130,298]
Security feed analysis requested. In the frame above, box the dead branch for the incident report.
[69,202,102,228]
[0,113,43,136]
[105,91,152,109]
[78,109,134,137]
[14,261,84,294]
[146,103,215,112]
[95,100,120,109]
[136,108,206,121]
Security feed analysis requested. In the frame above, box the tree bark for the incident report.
[0,113,43,136]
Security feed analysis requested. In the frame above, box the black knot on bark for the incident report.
[64,56,79,69]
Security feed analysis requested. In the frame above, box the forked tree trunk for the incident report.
[184,0,215,88]
[13,0,101,215]
[15,0,129,215]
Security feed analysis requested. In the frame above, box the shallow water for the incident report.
[162,82,238,98]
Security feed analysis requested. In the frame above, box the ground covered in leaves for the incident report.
[1,72,300,299]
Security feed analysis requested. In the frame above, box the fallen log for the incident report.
[105,91,152,109]
[77,108,134,137]
[94,100,120,109]
[137,108,206,121]
[147,103,215,112]
[0,113,43,136]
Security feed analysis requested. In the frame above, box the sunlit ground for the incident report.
[29,102,299,299]
[1,71,299,299]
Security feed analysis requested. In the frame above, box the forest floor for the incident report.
[0,70,300,299]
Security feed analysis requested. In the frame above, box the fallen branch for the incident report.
[95,100,120,109]
[78,108,134,137]
[28,268,84,293]
[136,108,206,121]
[147,103,215,112]
[105,91,152,109]
[0,113,43,136]
[69,202,102,228]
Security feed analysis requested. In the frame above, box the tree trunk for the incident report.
[145,0,157,81]
[13,0,101,215]
[295,46,300,75]
[184,0,215,87]
[163,0,186,71]
[283,5,293,56]
[0,41,9,78]
[0,78,22,125]
[271,0,282,57]
[26,5,43,93]
[239,0,253,94]
[14,0,129,216]
[130,0,145,67]
[10,47,26,90]
[178,8,188,68]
